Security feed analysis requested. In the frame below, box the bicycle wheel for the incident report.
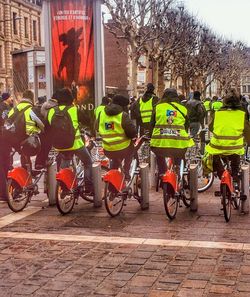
[163,183,178,220]
[7,179,30,212]
[182,175,191,207]
[104,183,124,217]
[221,184,231,222]
[56,182,75,215]
[197,160,214,192]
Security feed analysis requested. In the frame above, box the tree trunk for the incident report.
[158,64,165,98]
[130,55,139,97]
[152,59,159,95]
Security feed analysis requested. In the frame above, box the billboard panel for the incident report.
[50,0,94,106]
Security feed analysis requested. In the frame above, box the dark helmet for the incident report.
[20,135,41,157]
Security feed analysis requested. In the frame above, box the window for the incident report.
[13,12,18,35]
[248,85,250,93]
[137,71,146,84]
[33,20,37,41]
[243,85,247,93]
[0,45,3,68]
[24,17,28,38]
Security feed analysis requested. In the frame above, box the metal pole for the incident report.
[190,164,198,212]
[92,162,102,208]
[150,152,156,189]
[140,163,149,210]
[93,0,105,106]
[43,1,53,99]
[241,164,249,214]
[47,161,57,206]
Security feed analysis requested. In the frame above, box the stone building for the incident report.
[0,0,42,92]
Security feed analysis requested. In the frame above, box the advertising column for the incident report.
[49,0,95,108]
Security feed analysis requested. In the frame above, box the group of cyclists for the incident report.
[0,83,250,212]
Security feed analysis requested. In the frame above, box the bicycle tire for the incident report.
[182,175,191,207]
[196,159,214,192]
[56,181,75,215]
[104,183,124,217]
[163,183,178,220]
[7,179,30,212]
[221,184,231,222]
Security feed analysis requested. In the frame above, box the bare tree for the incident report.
[104,0,175,96]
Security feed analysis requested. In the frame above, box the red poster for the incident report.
[50,0,94,105]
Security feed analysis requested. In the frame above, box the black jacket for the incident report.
[186,99,206,124]
[97,103,137,139]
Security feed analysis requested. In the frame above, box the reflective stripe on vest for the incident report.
[47,105,84,151]
[139,98,153,123]
[99,111,131,151]
[150,102,194,149]
[206,109,245,155]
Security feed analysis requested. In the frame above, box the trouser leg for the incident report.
[156,155,167,175]
[230,154,240,182]
[35,133,52,169]
[213,155,224,179]
[75,147,93,191]
[0,144,11,198]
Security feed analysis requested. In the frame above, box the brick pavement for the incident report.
[0,180,250,296]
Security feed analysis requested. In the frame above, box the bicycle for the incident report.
[186,128,214,192]
[55,149,102,215]
[214,157,246,222]
[162,158,193,220]
[103,136,149,217]
[7,151,55,212]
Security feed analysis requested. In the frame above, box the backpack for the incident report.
[50,106,76,150]
[2,105,31,146]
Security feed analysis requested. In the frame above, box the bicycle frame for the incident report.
[221,169,233,193]
[161,159,185,194]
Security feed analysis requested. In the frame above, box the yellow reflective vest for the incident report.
[99,110,131,151]
[204,101,210,111]
[139,97,153,123]
[212,101,223,111]
[94,105,105,119]
[150,102,194,149]
[8,102,40,136]
[206,109,245,155]
[47,105,84,151]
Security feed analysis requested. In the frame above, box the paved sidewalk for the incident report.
[0,180,250,296]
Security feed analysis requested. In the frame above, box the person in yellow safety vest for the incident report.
[150,88,194,175]
[211,97,223,112]
[7,90,44,170]
[131,83,159,135]
[97,94,137,180]
[203,97,211,125]
[47,88,94,193]
[205,89,250,186]
[94,96,111,120]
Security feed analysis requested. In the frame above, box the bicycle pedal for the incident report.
[34,190,40,195]
[214,191,221,197]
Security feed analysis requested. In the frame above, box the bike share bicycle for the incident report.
[161,157,194,220]
[55,135,103,215]
[103,135,149,217]
[7,141,56,212]
[214,156,248,222]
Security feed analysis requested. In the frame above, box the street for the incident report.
[1,179,250,296]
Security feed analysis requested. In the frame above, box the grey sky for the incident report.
[181,0,250,45]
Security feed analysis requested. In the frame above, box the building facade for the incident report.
[0,0,42,93]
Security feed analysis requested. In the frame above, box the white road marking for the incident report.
[0,207,41,229]
[0,231,248,250]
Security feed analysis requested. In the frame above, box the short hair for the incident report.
[57,88,74,105]
[23,90,34,103]
[223,89,240,107]
[101,96,110,105]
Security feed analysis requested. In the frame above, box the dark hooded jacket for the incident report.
[185,98,206,124]
[96,103,137,139]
